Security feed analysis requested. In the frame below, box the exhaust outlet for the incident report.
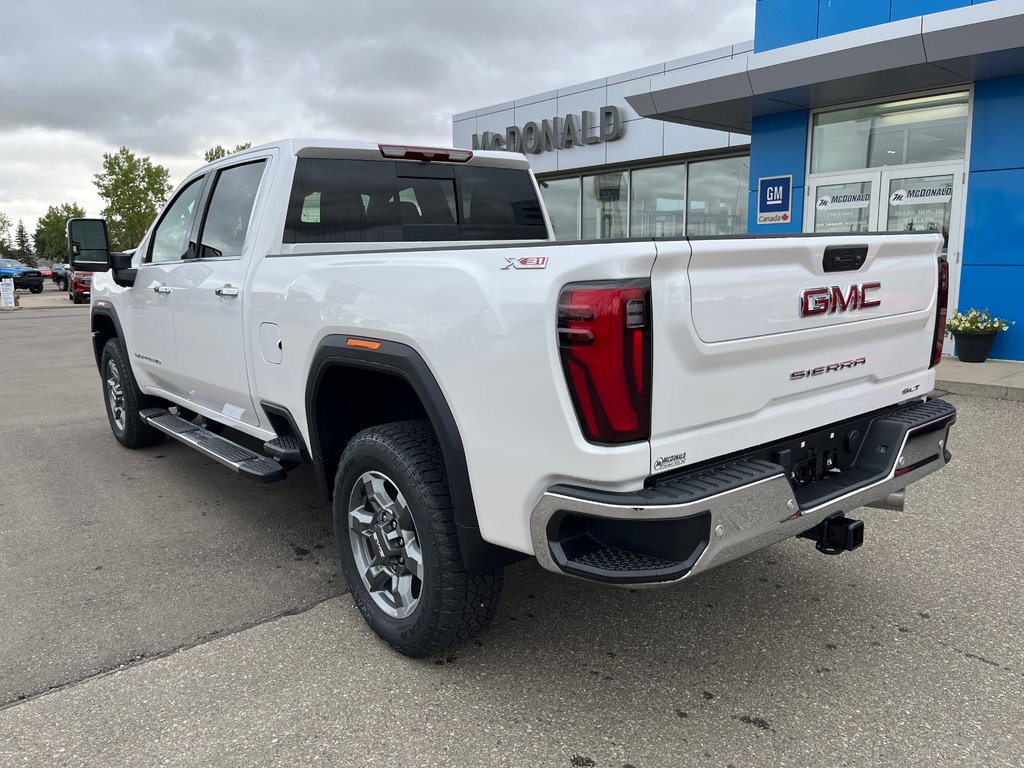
[866,491,905,512]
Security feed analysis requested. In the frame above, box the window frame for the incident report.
[536,150,750,241]
[194,159,270,262]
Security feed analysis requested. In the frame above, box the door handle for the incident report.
[153,284,171,295]
[215,286,240,298]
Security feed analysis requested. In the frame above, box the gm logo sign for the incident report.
[757,175,793,225]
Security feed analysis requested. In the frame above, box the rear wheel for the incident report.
[100,338,164,448]
[56,277,67,291]
[333,420,503,657]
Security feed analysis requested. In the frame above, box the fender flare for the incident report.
[306,335,521,572]
[90,303,128,372]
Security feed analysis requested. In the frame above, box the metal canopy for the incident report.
[626,2,1024,134]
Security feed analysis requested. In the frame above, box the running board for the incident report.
[140,408,287,483]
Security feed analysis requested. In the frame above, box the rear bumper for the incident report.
[530,398,956,585]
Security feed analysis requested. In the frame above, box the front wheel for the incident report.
[29,285,43,294]
[100,338,164,448]
[333,420,503,657]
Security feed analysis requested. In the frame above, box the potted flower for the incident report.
[946,308,1012,363]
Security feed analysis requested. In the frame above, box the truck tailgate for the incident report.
[648,233,944,475]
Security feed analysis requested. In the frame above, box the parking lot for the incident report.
[1,295,1022,767]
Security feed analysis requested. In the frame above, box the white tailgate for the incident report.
[648,233,943,475]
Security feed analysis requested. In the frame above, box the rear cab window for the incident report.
[284,158,547,243]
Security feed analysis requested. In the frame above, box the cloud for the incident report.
[0,0,754,234]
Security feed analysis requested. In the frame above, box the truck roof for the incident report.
[227,139,531,170]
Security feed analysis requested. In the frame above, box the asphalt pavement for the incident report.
[1,289,1022,767]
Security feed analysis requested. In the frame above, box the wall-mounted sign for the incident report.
[756,175,792,225]
[472,106,625,155]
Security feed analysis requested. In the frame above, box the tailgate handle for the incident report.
[823,245,868,273]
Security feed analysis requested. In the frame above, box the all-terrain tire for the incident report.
[100,337,164,448]
[333,420,503,657]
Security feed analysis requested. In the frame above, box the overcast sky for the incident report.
[0,0,753,239]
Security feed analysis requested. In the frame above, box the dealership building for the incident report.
[453,0,1024,361]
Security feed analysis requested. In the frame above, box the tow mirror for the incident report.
[67,218,111,272]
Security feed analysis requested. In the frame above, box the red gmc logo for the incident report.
[800,283,881,317]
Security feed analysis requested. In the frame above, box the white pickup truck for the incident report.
[68,139,956,657]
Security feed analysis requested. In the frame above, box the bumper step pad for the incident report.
[140,408,286,483]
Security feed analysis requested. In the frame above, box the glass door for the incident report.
[805,173,880,234]
[880,165,964,296]
[806,163,966,355]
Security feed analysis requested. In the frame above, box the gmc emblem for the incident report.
[800,283,881,317]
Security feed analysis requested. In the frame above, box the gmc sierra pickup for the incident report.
[67,139,956,657]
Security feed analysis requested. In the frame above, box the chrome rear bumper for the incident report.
[530,398,956,585]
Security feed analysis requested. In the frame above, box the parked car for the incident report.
[0,258,44,293]
[38,265,53,279]
[52,263,70,290]
[68,270,93,304]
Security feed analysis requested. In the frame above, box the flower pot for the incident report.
[952,331,998,363]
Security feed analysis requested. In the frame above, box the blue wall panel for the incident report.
[957,73,1024,359]
[962,170,1024,267]
[969,75,1024,172]
[754,0,818,52]
[747,111,809,233]
[817,0,890,38]
[956,266,1023,360]
[890,0,971,21]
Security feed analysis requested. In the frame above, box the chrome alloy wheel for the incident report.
[106,359,126,432]
[347,471,425,619]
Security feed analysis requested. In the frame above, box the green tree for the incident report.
[14,220,35,265]
[204,142,252,163]
[0,212,12,259]
[93,146,172,251]
[34,203,87,264]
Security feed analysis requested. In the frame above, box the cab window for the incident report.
[197,161,267,259]
[148,177,205,263]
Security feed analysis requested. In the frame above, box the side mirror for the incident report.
[67,218,111,272]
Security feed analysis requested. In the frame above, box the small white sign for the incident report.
[0,278,15,309]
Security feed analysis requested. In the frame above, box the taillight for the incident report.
[378,145,473,163]
[557,280,652,444]
[930,258,949,368]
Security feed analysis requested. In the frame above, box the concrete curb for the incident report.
[934,379,1024,402]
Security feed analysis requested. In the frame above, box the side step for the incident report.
[263,434,308,463]
[140,408,287,483]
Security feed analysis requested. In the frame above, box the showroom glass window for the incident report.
[686,156,749,236]
[582,171,629,239]
[630,164,686,238]
[539,177,581,240]
[811,92,969,174]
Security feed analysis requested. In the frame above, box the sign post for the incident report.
[757,175,793,226]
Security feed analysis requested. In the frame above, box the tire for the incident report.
[333,420,503,657]
[99,337,164,448]
[29,285,43,294]
[72,292,83,304]
[56,278,67,291]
